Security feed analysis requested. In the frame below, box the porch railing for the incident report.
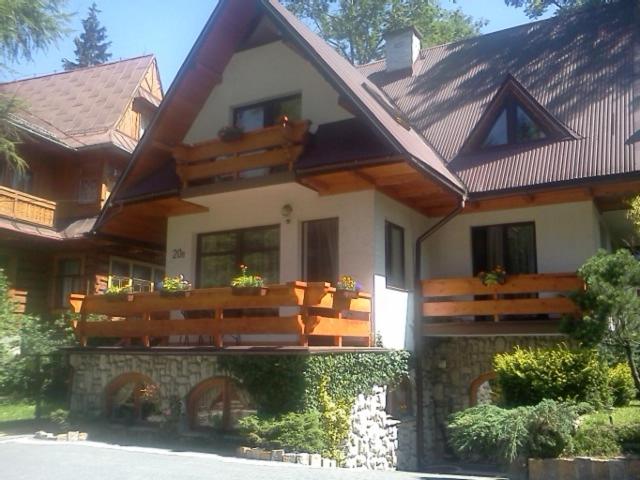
[0,186,56,227]
[173,120,309,187]
[69,281,371,348]
[422,273,583,336]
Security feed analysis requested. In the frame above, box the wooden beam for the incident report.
[423,320,564,337]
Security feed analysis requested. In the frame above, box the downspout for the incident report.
[413,200,464,471]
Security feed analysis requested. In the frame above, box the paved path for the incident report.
[0,436,504,480]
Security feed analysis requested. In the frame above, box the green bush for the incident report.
[569,423,621,457]
[494,344,611,408]
[238,411,327,454]
[448,400,579,463]
[609,363,636,407]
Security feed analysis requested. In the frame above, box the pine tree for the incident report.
[62,2,111,70]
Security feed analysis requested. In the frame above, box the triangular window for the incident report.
[481,99,547,149]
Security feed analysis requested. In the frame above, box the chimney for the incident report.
[384,26,422,73]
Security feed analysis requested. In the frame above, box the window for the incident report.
[471,222,537,275]
[385,221,406,289]
[54,257,84,308]
[139,111,151,139]
[0,163,32,193]
[109,257,164,292]
[302,218,338,283]
[78,178,100,204]
[233,94,301,130]
[481,97,547,148]
[197,226,280,288]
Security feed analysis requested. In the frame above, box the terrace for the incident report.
[0,186,56,228]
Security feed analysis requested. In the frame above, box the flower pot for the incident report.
[231,286,268,296]
[332,289,359,310]
[334,289,360,300]
[159,290,192,298]
[105,293,133,302]
[218,126,244,142]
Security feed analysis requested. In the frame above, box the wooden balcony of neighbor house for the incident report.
[69,281,372,349]
[173,119,310,188]
[422,273,583,336]
[0,186,56,228]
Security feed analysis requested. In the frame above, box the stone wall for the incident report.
[345,386,399,470]
[421,336,565,461]
[69,352,222,417]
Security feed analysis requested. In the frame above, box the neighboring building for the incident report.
[0,56,164,315]
[69,0,638,469]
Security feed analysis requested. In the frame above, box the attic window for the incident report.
[481,98,547,148]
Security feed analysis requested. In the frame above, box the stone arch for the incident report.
[469,371,497,406]
[187,376,255,431]
[104,372,157,421]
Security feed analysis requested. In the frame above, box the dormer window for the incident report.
[462,74,577,154]
[233,94,301,130]
[481,98,547,148]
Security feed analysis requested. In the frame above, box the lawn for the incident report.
[582,401,640,428]
[0,398,67,435]
[0,400,36,422]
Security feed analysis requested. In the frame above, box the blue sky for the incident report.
[4,0,553,89]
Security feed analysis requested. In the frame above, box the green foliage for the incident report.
[448,400,579,463]
[219,351,409,415]
[230,264,264,288]
[317,377,350,461]
[504,0,621,18]
[48,408,70,431]
[569,423,621,457]
[282,0,485,65]
[62,2,111,70]
[159,274,191,292]
[238,410,327,453]
[609,363,636,407]
[105,284,131,295]
[494,344,611,408]
[566,249,640,396]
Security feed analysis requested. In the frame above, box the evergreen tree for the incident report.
[62,2,111,70]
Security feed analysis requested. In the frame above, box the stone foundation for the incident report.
[345,386,399,470]
[69,351,223,417]
[421,335,565,461]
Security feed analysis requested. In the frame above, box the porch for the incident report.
[69,281,372,348]
[0,186,56,228]
[421,272,582,336]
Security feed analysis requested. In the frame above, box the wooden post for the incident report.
[79,312,88,347]
[142,312,151,347]
[213,308,223,348]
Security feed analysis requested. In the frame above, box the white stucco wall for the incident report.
[166,183,375,291]
[184,41,353,144]
[423,201,602,278]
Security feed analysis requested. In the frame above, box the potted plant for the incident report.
[478,266,507,286]
[104,284,133,302]
[217,125,244,142]
[334,275,362,300]
[230,264,267,296]
[158,274,192,297]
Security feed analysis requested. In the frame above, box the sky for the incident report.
[4,0,554,90]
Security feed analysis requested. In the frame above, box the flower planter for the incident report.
[231,286,268,296]
[334,289,359,300]
[105,293,134,302]
[158,290,192,298]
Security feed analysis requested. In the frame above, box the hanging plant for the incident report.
[218,125,244,142]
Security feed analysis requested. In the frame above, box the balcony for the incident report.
[69,281,372,349]
[173,120,309,188]
[0,186,56,228]
[422,273,582,336]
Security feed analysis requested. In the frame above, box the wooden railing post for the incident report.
[142,312,151,347]
[214,308,223,348]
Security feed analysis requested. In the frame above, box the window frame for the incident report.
[385,221,406,290]
[77,178,101,205]
[52,255,85,309]
[479,96,550,150]
[196,224,280,288]
[232,94,302,129]
[470,221,538,276]
[108,256,164,292]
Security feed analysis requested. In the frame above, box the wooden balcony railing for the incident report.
[174,120,309,188]
[422,273,583,336]
[0,186,56,227]
[69,281,371,348]
[9,288,27,314]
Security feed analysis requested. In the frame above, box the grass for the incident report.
[582,401,640,428]
[0,400,36,422]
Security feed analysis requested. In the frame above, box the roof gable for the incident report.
[108,0,465,207]
[0,55,161,152]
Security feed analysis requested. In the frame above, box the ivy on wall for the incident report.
[218,351,410,415]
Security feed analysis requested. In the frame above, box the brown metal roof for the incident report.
[0,55,158,152]
[359,2,639,194]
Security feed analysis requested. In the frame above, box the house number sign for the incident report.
[172,248,186,259]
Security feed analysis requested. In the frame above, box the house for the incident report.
[69,0,639,469]
[0,56,164,315]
